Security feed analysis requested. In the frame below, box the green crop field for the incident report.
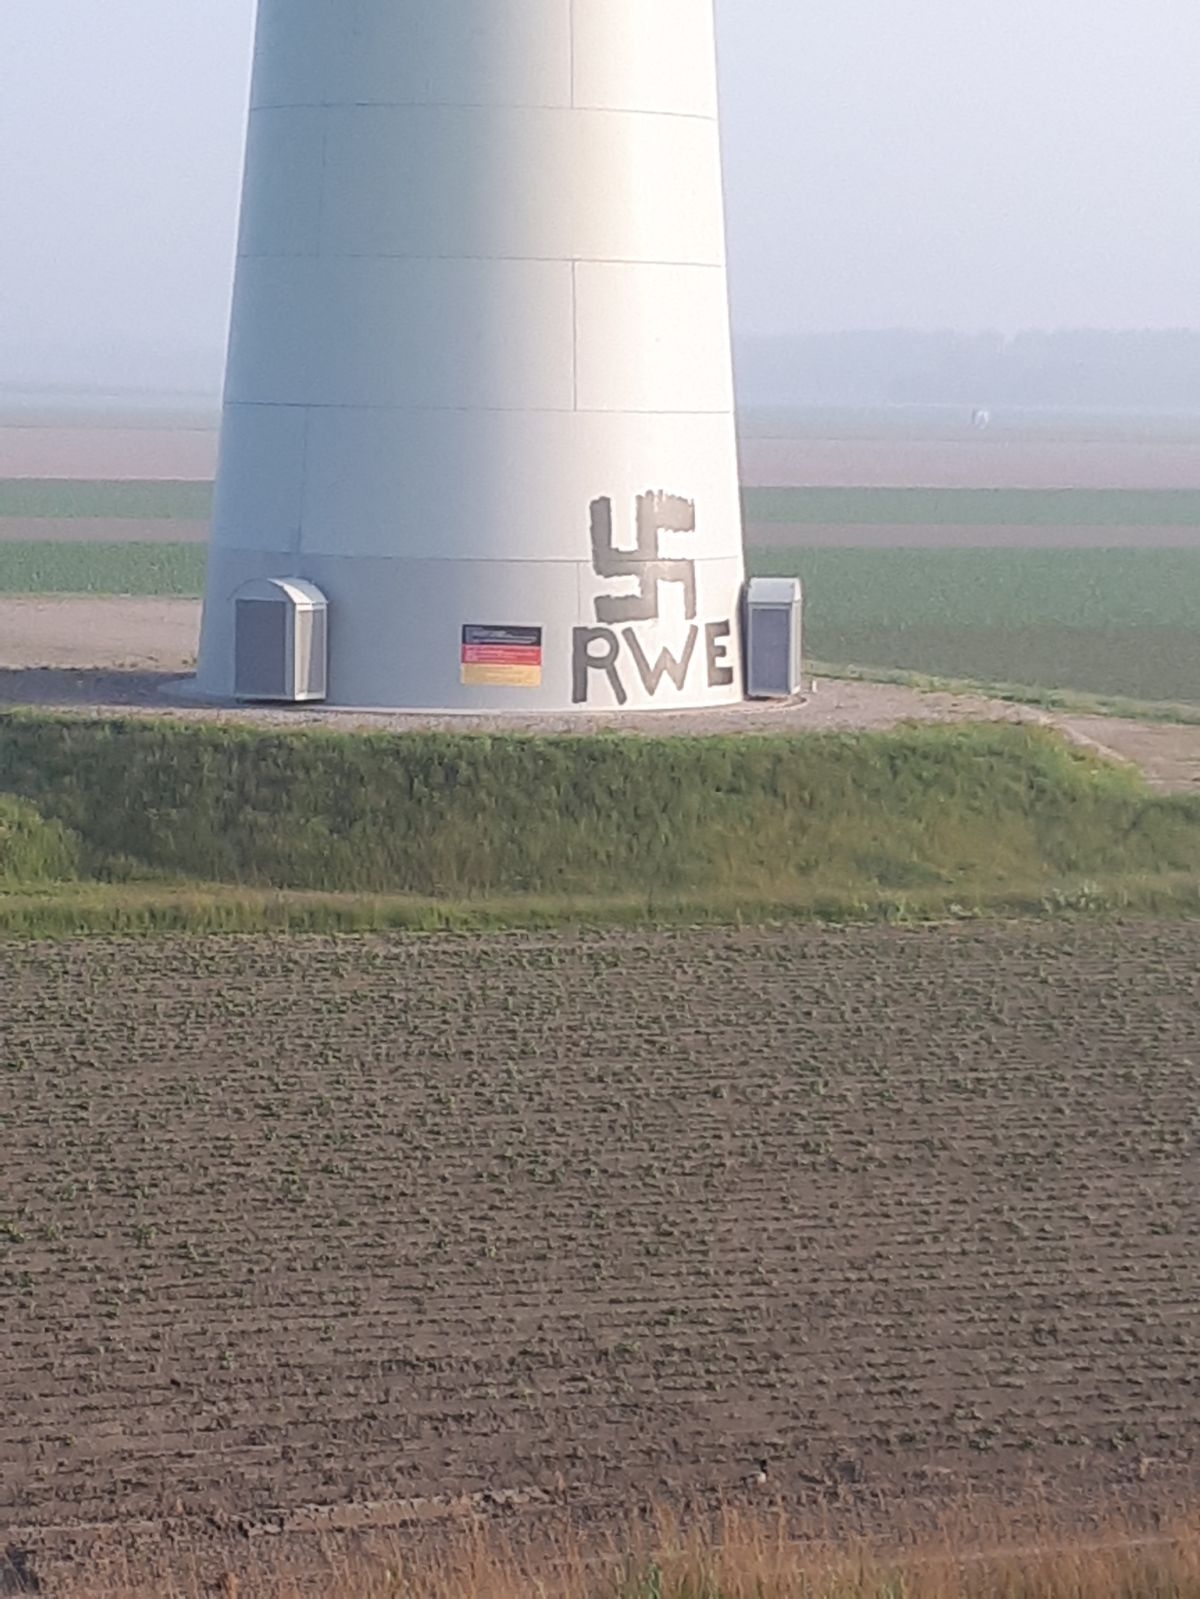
[0,478,211,519]
[748,546,1200,705]
[743,486,1200,526]
[0,540,205,595]
[8,480,1200,528]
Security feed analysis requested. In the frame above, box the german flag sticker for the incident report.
[461,625,543,688]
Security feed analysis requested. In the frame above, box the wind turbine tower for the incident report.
[194,0,747,711]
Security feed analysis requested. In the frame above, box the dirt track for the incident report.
[0,423,216,481]
[3,924,1198,1592]
[0,597,1197,793]
[738,438,1200,490]
[0,517,208,543]
[0,596,199,672]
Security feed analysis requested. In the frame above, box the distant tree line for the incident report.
[735,330,1200,411]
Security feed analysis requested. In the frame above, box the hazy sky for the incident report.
[2,0,1198,391]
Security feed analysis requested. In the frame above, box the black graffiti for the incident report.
[704,620,736,688]
[572,620,734,705]
[622,625,698,695]
[590,492,697,624]
[574,488,734,704]
[573,627,627,706]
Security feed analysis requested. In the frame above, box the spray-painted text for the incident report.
[572,491,734,705]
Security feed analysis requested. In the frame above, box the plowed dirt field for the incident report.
[3,923,1199,1588]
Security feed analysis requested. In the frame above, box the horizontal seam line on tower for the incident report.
[250,101,718,123]
[236,254,728,269]
[223,404,734,416]
[210,552,742,566]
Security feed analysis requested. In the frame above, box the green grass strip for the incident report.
[745,546,1200,702]
[0,541,206,596]
[743,486,1200,526]
[746,546,1200,628]
[806,660,1200,727]
[9,481,1200,528]
[0,479,212,519]
[2,874,1199,938]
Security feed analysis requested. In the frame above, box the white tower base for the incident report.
[196,0,747,713]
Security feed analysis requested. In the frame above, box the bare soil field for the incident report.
[3,923,1198,1591]
[8,422,1200,494]
[738,438,1200,491]
[0,424,216,481]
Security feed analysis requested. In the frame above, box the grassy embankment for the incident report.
[0,714,1198,933]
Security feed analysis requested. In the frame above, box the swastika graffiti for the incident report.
[589,492,698,624]
[573,490,735,705]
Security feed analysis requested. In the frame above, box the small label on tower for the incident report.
[461,625,543,688]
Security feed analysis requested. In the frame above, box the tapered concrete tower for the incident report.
[195,0,746,710]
